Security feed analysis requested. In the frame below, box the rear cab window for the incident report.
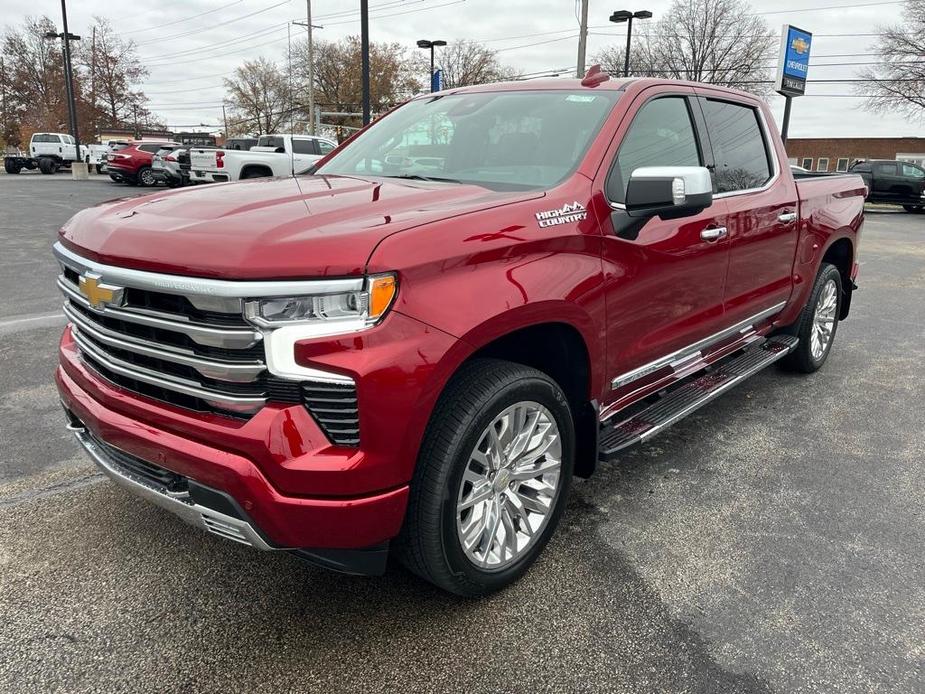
[292,139,317,155]
[699,98,773,193]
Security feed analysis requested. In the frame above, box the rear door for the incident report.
[872,161,901,201]
[898,162,925,203]
[598,87,731,390]
[291,137,321,172]
[696,92,799,325]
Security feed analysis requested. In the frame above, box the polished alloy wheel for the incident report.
[811,278,838,360]
[456,401,562,570]
[140,169,155,186]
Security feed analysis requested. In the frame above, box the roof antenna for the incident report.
[581,64,610,87]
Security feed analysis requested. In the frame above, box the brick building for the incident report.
[784,137,925,172]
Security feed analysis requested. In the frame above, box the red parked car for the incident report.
[106,140,180,187]
[54,75,865,596]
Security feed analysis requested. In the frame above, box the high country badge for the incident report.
[535,201,587,228]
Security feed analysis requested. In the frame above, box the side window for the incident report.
[292,139,316,155]
[801,158,813,170]
[609,96,701,203]
[318,140,336,155]
[701,99,772,193]
[902,163,925,178]
[875,162,898,176]
[850,162,870,173]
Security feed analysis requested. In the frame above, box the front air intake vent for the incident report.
[301,382,360,447]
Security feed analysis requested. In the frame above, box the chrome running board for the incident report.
[599,335,798,458]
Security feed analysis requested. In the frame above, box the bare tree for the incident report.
[223,58,290,135]
[1,16,70,143]
[592,0,776,95]
[76,16,148,132]
[291,36,420,134]
[859,0,925,119]
[429,40,518,89]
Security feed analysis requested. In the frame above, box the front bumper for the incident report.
[56,361,409,559]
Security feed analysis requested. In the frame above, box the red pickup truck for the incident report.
[55,76,864,596]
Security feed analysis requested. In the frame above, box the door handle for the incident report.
[700,226,728,242]
[778,211,798,224]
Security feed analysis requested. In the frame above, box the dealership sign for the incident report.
[775,25,812,97]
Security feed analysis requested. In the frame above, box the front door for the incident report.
[597,89,731,396]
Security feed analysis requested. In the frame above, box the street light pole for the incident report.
[361,0,370,125]
[417,39,447,92]
[59,0,81,160]
[609,9,652,77]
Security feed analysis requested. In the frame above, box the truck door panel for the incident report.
[697,96,799,323]
[596,89,732,394]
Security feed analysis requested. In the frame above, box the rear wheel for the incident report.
[782,263,842,373]
[397,359,574,597]
[902,204,924,213]
[95,164,104,174]
[136,166,156,187]
[241,167,272,179]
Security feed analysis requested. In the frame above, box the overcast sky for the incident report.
[3,0,922,138]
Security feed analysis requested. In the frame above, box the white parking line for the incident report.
[0,311,66,335]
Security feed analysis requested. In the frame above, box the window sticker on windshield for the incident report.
[535,201,588,227]
[566,95,597,103]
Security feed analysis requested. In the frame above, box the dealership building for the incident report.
[785,137,925,172]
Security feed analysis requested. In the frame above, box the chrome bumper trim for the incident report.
[63,302,265,383]
[54,241,364,300]
[71,424,277,551]
[58,277,262,350]
[71,328,266,412]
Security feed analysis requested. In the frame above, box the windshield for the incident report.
[315,90,620,191]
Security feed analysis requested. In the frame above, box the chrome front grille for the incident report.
[55,244,361,444]
[58,270,269,417]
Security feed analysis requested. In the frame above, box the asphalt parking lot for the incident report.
[0,173,922,693]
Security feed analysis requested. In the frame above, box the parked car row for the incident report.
[101,133,337,188]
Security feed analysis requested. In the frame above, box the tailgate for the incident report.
[190,149,218,171]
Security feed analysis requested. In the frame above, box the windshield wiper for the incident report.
[384,173,463,184]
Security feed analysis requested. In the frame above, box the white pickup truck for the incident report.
[4,133,106,174]
[188,134,337,183]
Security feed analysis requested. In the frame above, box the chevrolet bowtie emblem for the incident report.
[78,273,124,310]
[792,37,809,55]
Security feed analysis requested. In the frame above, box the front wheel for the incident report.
[397,359,574,597]
[782,263,842,373]
[38,157,56,174]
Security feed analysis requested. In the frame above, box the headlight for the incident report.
[244,273,397,335]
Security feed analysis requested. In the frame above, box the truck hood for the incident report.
[59,175,543,279]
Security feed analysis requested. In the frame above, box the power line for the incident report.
[139,22,290,62]
[135,0,292,46]
[122,0,245,35]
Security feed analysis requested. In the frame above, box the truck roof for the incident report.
[431,76,762,102]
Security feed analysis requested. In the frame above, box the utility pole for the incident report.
[576,0,589,77]
[361,0,370,125]
[0,58,6,146]
[222,104,228,138]
[90,25,96,142]
[292,4,322,135]
[133,102,139,139]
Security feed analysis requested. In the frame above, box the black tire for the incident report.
[4,159,21,174]
[95,164,104,174]
[902,204,924,213]
[109,174,121,183]
[38,157,56,175]
[136,166,155,187]
[396,358,575,597]
[782,263,842,373]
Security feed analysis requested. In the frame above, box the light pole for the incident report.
[416,39,447,92]
[44,0,83,174]
[609,9,652,77]
[361,0,370,125]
